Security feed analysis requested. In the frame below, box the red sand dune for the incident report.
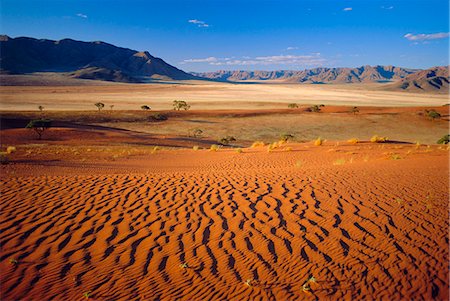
[0,144,449,300]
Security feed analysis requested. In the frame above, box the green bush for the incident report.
[437,134,450,144]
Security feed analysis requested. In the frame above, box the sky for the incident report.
[1,0,449,72]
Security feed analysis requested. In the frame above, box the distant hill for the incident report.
[387,66,449,92]
[192,65,419,84]
[0,35,196,82]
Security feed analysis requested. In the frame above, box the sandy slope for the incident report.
[0,143,448,300]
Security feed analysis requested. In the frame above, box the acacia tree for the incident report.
[26,119,52,140]
[95,102,105,111]
[173,100,190,111]
[38,105,44,112]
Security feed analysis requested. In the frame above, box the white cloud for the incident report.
[286,46,299,51]
[76,13,88,19]
[188,19,209,28]
[381,6,394,10]
[182,57,218,63]
[343,7,352,11]
[182,53,326,67]
[404,32,450,41]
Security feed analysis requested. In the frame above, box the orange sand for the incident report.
[1,142,448,300]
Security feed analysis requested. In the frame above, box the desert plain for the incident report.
[0,80,449,300]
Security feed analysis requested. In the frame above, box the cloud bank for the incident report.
[182,53,326,67]
[188,19,209,27]
[404,32,449,41]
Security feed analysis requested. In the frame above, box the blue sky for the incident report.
[1,0,449,72]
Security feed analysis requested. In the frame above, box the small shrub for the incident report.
[288,103,299,108]
[150,113,168,121]
[244,279,252,287]
[6,146,16,154]
[190,128,203,138]
[314,137,324,146]
[8,258,18,265]
[333,158,346,165]
[284,147,292,152]
[151,146,160,154]
[391,154,402,160]
[280,133,294,142]
[192,145,200,151]
[173,100,190,111]
[437,134,450,144]
[38,105,44,112]
[370,135,388,143]
[251,141,265,148]
[210,144,220,152]
[235,148,243,153]
[347,138,359,144]
[307,105,321,112]
[26,119,52,140]
[425,109,441,120]
[351,106,359,114]
[180,263,189,269]
[83,291,92,299]
[219,136,236,145]
[295,160,303,168]
[141,105,151,110]
[94,102,105,111]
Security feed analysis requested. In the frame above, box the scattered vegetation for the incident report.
[219,136,236,145]
[370,135,388,143]
[347,138,359,144]
[425,109,441,120]
[173,100,191,111]
[314,137,324,146]
[141,105,151,110]
[351,106,359,114]
[437,134,450,144]
[38,105,44,112]
[26,119,52,140]
[94,102,105,111]
[288,103,299,108]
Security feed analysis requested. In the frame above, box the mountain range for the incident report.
[0,35,195,82]
[192,66,418,84]
[0,35,448,92]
